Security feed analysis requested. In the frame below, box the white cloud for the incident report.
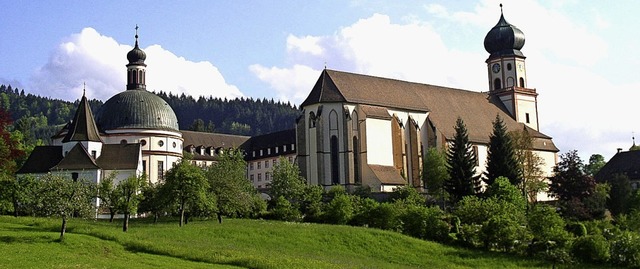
[253,1,630,160]
[29,27,243,102]
[249,64,319,103]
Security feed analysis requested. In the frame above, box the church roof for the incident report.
[369,164,407,185]
[16,146,63,174]
[595,150,640,182]
[53,143,99,170]
[62,94,102,143]
[301,69,558,151]
[96,143,141,170]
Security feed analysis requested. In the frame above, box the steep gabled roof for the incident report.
[301,69,558,152]
[96,143,141,170]
[63,94,102,142]
[53,143,99,170]
[595,150,640,182]
[16,146,63,174]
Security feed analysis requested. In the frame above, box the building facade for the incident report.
[296,10,559,196]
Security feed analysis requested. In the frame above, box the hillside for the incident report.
[0,216,574,269]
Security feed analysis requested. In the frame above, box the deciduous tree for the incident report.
[163,158,215,227]
[38,174,96,240]
[510,129,546,203]
[422,147,450,207]
[115,175,146,232]
[549,150,598,220]
[585,154,606,177]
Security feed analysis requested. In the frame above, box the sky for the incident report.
[1,0,639,161]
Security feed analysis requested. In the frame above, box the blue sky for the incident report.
[1,0,639,161]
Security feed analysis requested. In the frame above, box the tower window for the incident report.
[519,77,525,87]
[507,63,512,70]
[91,150,97,159]
[494,78,502,90]
[526,113,530,124]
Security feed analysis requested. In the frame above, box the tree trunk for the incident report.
[60,216,67,240]
[109,209,115,223]
[12,199,18,217]
[179,203,185,227]
[122,212,129,232]
[217,212,223,224]
[185,212,189,224]
[153,213,159,224]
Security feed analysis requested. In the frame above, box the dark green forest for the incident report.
[0,84,300,145]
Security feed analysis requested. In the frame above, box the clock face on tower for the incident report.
[492,63,500,73]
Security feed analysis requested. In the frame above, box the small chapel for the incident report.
[295,9,559,200]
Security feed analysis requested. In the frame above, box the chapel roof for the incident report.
[96,143,141,170]
[62,93,102,143]
[16,146,64,174]
[52,143,99,170]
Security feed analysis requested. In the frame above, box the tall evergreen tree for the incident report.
[446,117,481,204]
[485,114,521,186]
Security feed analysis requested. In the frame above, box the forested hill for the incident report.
[0,84,301,144]
[155,91,300,135]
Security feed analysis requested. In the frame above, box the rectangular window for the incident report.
[250,175,254,182]
[91,150,97,159]
[275,147,279,154]
[249,163,254,170]
[289,156,293,163]
[265,160,269,168]
[268,148,271,155]
[142,160,147,175]
[284,145,287,152]
[158,161,164,180]
[265,172,271,181]
[258,162,261,169]
[291,144,295,151]
[525,113,530,124]
[258,173,262,181]
[260,149,263,156]
[272,159,276,166]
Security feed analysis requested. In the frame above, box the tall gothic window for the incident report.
[353,136,360,184]
[330,135,339,185]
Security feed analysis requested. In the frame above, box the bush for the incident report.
[269,196,301,222]
[400,205,449,242]
[610,231,640,267]
[322,193,353,225]
[567,222,587,237]
[368,202,402,231]
[349,197,378,227]
[481,215,530,253]
[571,234,610,264]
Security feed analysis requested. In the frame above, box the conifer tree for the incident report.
[485,114,521,186]
[446,117,481,204]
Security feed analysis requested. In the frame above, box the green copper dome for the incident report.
[95,90,179,131]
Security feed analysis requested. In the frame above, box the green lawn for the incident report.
[0,216,609,269]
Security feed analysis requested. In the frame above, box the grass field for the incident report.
[0,216,613,268]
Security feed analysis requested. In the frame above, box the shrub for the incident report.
[368,202,402,231]
[322,193,353,225]
[567,222,587,237]
[269,196,301,222]
[400,205,449,242]
[349,197,378,227]
[481,215,530,253]
[610,231,640,267]
[571,234,610,264]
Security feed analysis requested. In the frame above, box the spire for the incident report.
[63,90,102,142]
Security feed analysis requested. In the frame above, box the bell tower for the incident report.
[484,5,539,130]
[126,25,147,91]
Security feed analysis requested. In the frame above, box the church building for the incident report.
[296,10,559,198]
[18,31,186,185]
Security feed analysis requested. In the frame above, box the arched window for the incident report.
[519,77,525,87]
[138,70,144,83]
[309,112,316,128]
[494,78,502,90]
[352,111,358,131]
[330,135,339,185]
[353,136,360,184]
[329,110,338,130]
[133,71,138,85]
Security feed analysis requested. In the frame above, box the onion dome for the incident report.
[127,29,146,64]
[95,90,179,132]
[484,6,525,60]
